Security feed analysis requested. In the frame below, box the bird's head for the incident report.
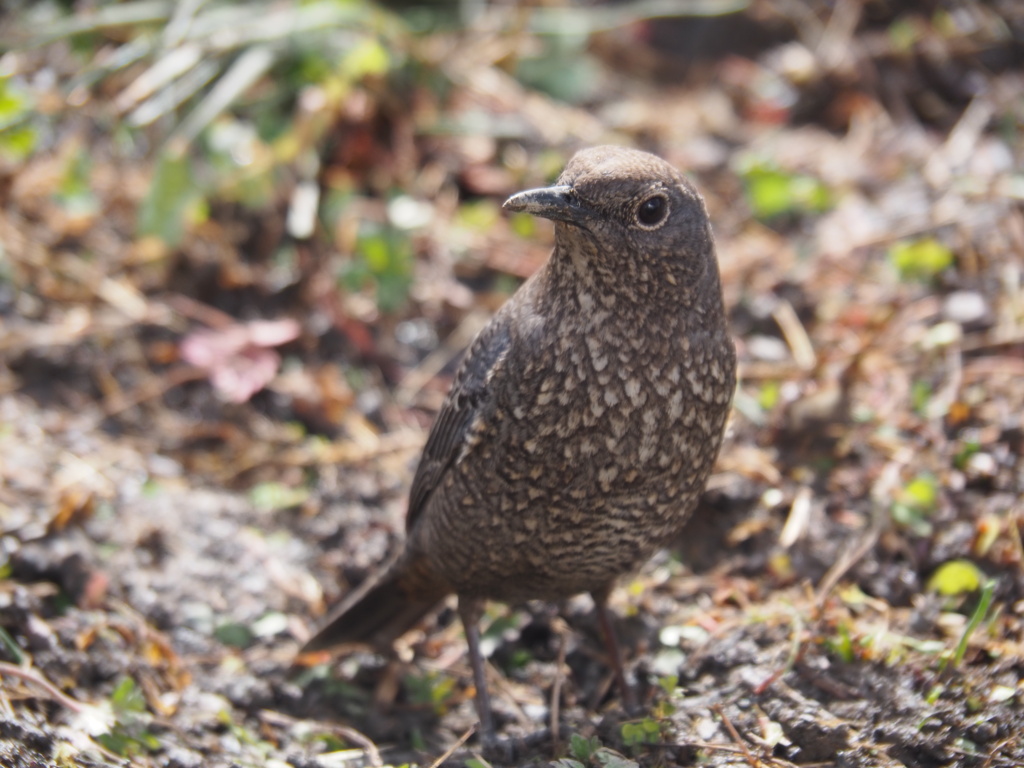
[503,146,718,296]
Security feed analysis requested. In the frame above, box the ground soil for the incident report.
[1,2,1023,767]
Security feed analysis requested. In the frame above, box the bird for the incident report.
[302,145,736,748]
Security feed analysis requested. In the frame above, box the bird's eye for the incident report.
[636,194,669,228]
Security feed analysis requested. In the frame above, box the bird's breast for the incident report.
[456,320,730,511]
[413,306,734,600]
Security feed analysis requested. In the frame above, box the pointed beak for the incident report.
[503,184,590,226]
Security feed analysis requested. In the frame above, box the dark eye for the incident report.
[637,194,669,227]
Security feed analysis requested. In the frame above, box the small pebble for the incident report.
[943,290,988,326]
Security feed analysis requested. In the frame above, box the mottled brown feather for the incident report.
[303,148,737,729]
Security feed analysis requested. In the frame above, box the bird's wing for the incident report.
[406,310,512,532]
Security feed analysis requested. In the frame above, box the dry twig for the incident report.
[258,709,383,768]
[713,703,763,768]
[427,723,477,768]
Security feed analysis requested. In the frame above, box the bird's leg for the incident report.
[458,597,496,747]
[591,588,637,712]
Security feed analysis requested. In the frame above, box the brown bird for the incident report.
[303,145,736,747]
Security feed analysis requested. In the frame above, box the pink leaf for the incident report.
[179,318,299,402]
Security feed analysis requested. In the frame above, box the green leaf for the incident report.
[826,620,855,663]
[950,579,997,668]
[0,125,37,161]
[594,748,640,768]
[341,37,390,81]
[404,670,457,715]
[911,380,932,416]
[758,380,780,410]
[205,119,275,208]
[740,162,832,220]
[409,727,426,752]
[346,224,414,313]
[110,677,146,714]
[96,729,159,757]
[954,440,981,470]
[902,474,938,512]
[889,238,954,281]
[892,472,939,535]
[0,626,23,664]
[505,648,532,670]
[657,674,679,696]
[927,560,985,596]
[215,622,254,648]
[516,50,600,104]
[0,76,33,130]
[138,147,203,246]
[362,234,391,272]
[249,481,310,511]
[456,199,501,232]
[891,502,931,536]
[54,147,99,218]
[570,733,600,763]
[888,18,920,52]
[508,211,536,239]
[620,718,661,750]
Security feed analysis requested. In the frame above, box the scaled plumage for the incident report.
[304,146,736,747]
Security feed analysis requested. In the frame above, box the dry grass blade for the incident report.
[712,703,763,768]
[772,299,817,371]
[163,0,205,48]
[427,723,477,768]
[0,662,93,716]
[115,44,204,113]
[779,486,813,548]
[127,59,221,127]
[526,0,751,34]
[70,35,157,92]
[815,455,905,604]
[258,710,383,768]
[182,2,372,51]
[172,45,275,142]
[27,0,173,47]
[3,1,1023,765]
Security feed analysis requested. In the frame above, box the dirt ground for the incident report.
[1,2,1023,767]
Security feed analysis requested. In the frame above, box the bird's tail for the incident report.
[301,555,447,653]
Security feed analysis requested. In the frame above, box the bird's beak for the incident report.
[503,184,590,226]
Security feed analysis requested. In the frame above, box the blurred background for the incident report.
[1,1,1023,766]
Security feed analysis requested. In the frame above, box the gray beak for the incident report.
[503,184,590,226]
